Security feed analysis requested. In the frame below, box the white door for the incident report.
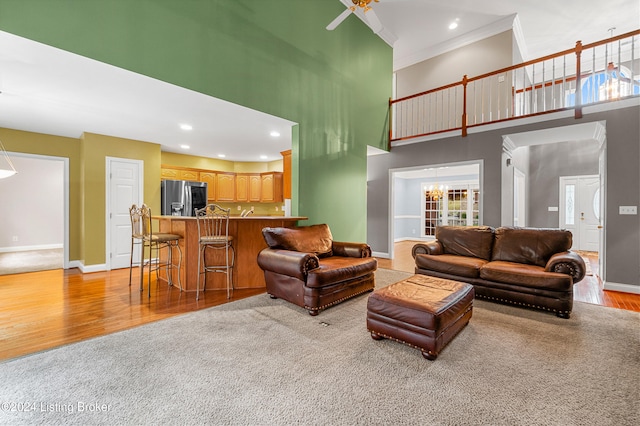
[107,158,143,270]
[559,175,600,251]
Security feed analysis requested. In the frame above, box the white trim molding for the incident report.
[603,281,640,295]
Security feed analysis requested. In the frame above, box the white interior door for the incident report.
[107,158,143,270]
[559,175,600,251]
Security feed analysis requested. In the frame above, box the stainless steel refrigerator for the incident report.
[161,180,208,216]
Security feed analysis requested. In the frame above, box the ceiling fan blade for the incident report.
[326,8,352,31]
[364,9,383,34]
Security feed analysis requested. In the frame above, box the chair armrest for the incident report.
[412,241,443,258]
[332,241,372,258]
[545,251,586,283]
[257,248,320,281]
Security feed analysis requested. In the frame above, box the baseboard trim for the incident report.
[372,251,390,259]
[603,281,640,294]
[0,244,63,253]
[78,263,107,273]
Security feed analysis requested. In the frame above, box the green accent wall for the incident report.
[0,0,392,266]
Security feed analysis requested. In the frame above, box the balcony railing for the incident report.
[389,29,640,144]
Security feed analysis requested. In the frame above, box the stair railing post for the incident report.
[462,75,468,137]
[575,41,583,119]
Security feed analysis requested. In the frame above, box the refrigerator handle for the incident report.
[184,184,193,216]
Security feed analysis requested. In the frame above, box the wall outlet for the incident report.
[12,236,18,242]
[237,205,241,211]
[548,206,559,212]
[619,206,637,215]
[275,206,279,211]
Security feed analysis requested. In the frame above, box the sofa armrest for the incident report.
[332,241,372,258]
[257,248,320,281]
[545,251,586,283]
[412,241,443,258]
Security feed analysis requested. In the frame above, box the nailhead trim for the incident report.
[305,287,374,313]
[474,293,570,315]
[368,305,473,357]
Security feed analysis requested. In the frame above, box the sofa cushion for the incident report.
[415,253,486,279]
[480,261,573,290]
[262,224,333,257]
[436,226,495,261]
[491,227,572,267]
[306,256,377,288]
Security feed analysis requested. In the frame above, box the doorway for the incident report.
[389,161,483,259]
[559,175,601,251]
[0,153,69,274]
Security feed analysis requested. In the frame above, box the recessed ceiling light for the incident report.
[180,124,193,131]
[449,19,459,30]
[270,131,280,137]
[180,144,190,149]
[218,154,226,158]
[260,155,268,160]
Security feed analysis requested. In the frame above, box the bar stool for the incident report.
[195,204,235,300]
[129,204,183,297]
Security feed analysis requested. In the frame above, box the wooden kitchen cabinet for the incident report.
[161,164,283,203]
[260,172,283,202]
[199,171,216,201]
[236,173,249,202]
[216,172,236,201]
[161,166,199,181]
[161,167,180,179]
[281,150,291,199]
[249,174,262,202]
[236,173,261,202]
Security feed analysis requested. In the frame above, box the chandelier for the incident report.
[425,169,447,200]
[427,183,446,200]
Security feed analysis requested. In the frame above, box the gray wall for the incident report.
[367,105,640,288]
[527,139,600,227]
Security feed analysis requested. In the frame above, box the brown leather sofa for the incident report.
[412,226,586,318]
[257,224,378,315]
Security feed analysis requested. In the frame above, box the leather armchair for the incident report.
[257,224,377,315]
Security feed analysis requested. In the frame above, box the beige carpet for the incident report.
[0,249,63,275]
[0,269,638,425]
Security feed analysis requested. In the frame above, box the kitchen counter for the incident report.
[155,215,307,293]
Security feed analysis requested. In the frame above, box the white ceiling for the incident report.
[0,1,637,162]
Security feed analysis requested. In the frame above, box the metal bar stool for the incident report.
[195,204,235,300]
[129,204,183,297]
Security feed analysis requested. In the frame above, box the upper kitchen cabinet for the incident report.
[261,172,283,203]
[199,171,216,200]
[216,172,236,201]
[161,166,199,181]
[236,173,262,202]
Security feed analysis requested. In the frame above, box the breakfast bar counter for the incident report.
[155,215,307,292]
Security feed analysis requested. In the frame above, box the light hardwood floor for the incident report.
[1,243,638,362]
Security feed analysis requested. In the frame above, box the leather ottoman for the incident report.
[366,274,474,360]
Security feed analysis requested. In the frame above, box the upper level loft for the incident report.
[389,29,640,147]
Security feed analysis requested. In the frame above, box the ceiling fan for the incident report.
[326,0,383,34]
